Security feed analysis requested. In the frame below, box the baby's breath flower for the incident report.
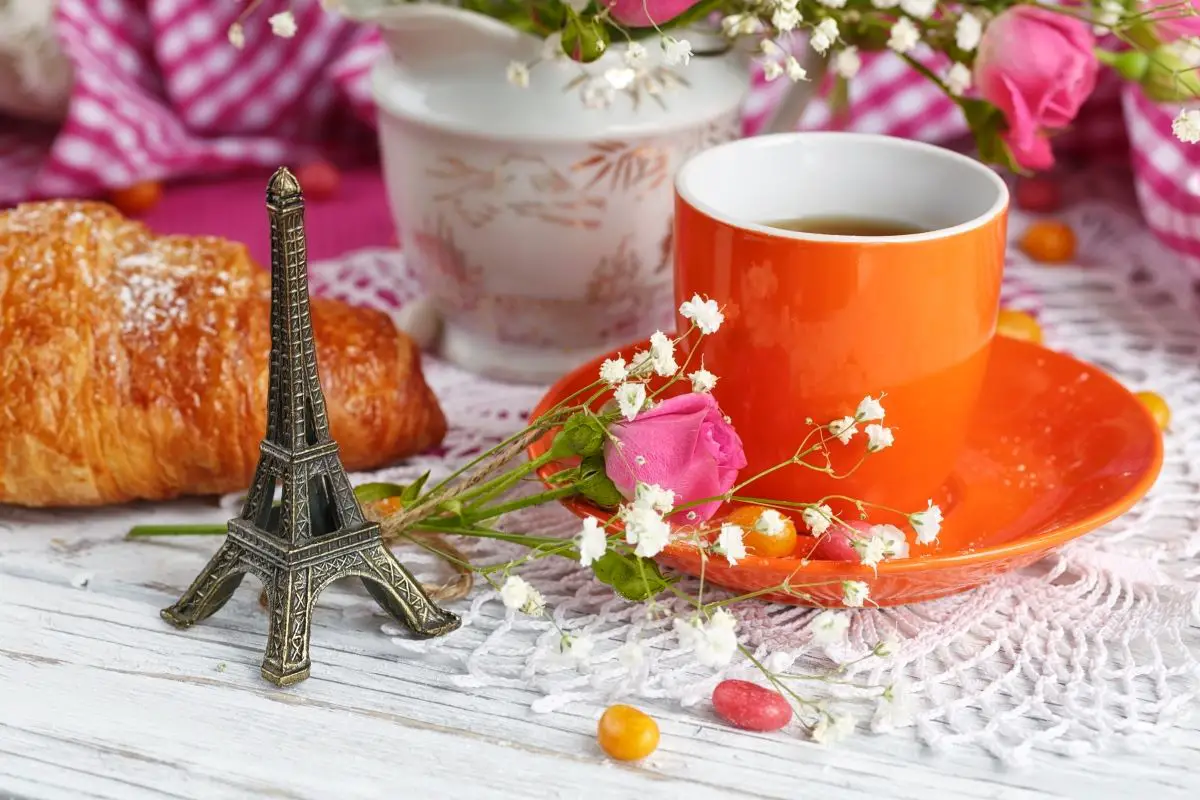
[809,609,850,645]
[559,634,594,663]
[227,22,245,49]
[500,575,545,615]
[946,62,972,96]
[856,395,885,421]
[785,56,807,82]
[888,17,921,54]
[648,330,678,376]
[956,11,982,51]
[600,357,628,385]
[722,13,764,37]
[772,7,802,33]
[628,349,652,376]
[763,650,797,673]
[872,0,900,7]
[624,42,647,67]
[817,0,847,7]
[1173,108,1200,143]
[614,382,647,421]
[802,504,833,535]
[872,679,916,732]
[812,711,856,744]
[689,367,718,393]
[870,523,910,558]
[269,11,298,38]
[755,508,787,535]
[506,61,531,88]
[623,504,672,557]
[842,579,870,607]
[909,500,943,544]
[865,424,894,453]
[1093,0,1123,33]
[716,523,748,565]
[810,18,839,54]
[760,39,782,57]
[679,293,724,333]
[853,535,888,572]
[675,609,739,668]
[900,0,935,19]
[829,416,858,444]
[833,46,861,79]
[634,483,676,515]
[763,59,785,82]
[663,36,693,66]
[578,517,608,567]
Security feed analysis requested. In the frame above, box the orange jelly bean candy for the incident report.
[109,181,163,216]
[1135,391,1170,431]
[1019,220,1077,263]
[995,309,1043,344]
[371,496,405,517]
[724,505,798,558]
[597,705,659,761]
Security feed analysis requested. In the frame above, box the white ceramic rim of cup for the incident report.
[675,132,1010,244]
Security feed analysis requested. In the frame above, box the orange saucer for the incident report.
[529,337,1163,607]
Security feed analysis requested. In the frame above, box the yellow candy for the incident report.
[598,705,659,761]
[723,505,798,558]
[996,308,1043,344]
[1135,391,1171,431]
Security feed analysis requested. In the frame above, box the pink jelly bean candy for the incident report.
[801,519,868,561]
[712,679,793,732]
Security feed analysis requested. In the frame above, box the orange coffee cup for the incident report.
[674,133,1008,514]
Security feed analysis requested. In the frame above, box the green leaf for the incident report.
[354,482,407,504]
[577,454,625,508]
[401,471,431,504]
[559,413,607,457]
[590,551,673,602]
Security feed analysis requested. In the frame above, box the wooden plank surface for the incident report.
[2,505,1198,800]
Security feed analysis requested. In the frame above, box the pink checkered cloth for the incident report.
[1,0,1189,278]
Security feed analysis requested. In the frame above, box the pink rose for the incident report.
[604,0,704,27]
[1144,0,1200,41]
[604,393,746,523]
[974,7,1099,170]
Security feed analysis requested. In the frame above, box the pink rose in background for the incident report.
[975,6,1099,170]
[1144,0,1200,41]
[604,393,746,523]
[605,0,704,27]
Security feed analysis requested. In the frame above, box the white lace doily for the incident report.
[298,167,1200,766]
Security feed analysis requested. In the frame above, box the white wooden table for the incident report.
[2,501,1198,800]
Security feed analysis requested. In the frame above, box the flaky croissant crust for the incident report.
[0,201,446,507]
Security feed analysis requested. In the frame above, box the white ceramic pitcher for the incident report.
[344,2,753,383]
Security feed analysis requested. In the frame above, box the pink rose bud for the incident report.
[974,7,1099,170]
[604,393,746,523]
[604,0,706,27]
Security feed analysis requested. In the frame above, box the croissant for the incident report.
[0,201,446,507]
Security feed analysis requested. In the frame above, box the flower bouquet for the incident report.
[248,1,1200,169]
[132,294,939,739]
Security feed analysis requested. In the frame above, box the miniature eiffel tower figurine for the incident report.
[162,167,460,687]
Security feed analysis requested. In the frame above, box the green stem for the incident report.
[126,524,226,538]
[458,450,558,509]
[459,483,581,524]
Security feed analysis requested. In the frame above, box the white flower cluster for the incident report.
[620,483,676,558]
[599,294,724,422]
[827,395,892,451]
[674,607,739,668]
